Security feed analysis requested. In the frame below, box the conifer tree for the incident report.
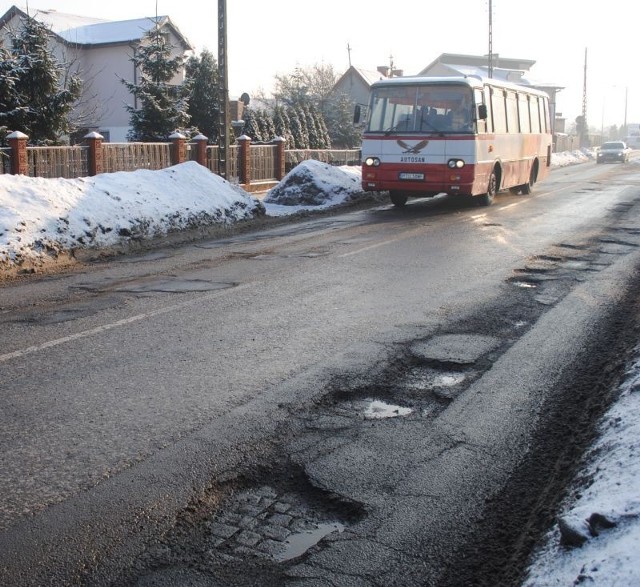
[273,105,294,148]
[325,92,360,148]
[2,15,81,144]
[258,109,276,142]
[185,49,219,142]
[241,107,263,142]
[289,107,309,149]
[123,21,190,141]
[303,104,320,149]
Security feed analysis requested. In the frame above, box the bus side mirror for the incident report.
[478,104,488,120]
[353,105,361,124]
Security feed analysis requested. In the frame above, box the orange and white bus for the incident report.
[358,76,552,206]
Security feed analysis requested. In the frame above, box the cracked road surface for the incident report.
[2,160,640,585]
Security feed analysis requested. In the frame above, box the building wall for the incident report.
[1,13,189,142]
[333,73,371,108]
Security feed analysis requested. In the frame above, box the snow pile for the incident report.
[551,149,594,167]
[264,160,363,208]
[523,357,640,586]
[0,161,264,269]
[0,149,609,272]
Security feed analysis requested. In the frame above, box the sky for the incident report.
[2,0,638,132]
[1,151,639,582]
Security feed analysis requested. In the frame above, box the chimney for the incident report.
[391,69,403,77]
[377,65,390,77]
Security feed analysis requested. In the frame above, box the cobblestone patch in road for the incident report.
[127,469,363,586]
[206,485,345,562]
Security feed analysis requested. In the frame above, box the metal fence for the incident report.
[26,146,89,179]
[251,144,278,182]
[103,143,171,173]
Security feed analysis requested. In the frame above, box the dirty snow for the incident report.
[264,159,363,212]
[523,353,640,586]
[0,160,363,270]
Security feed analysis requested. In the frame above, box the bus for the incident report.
[357,76,553,206]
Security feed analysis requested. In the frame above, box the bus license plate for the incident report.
[399,172,424,180]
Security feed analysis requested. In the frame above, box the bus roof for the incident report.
[370,75,550,98]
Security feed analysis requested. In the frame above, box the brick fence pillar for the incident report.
[84,131,104,176]
[7,131,28,175]
[169,132,187,166]
[237,134,251,185]
[272,136,286,180]
[192,133,209,168]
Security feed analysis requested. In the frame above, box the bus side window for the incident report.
[506,91,519,133]
[484,86,493,133]
[530,97,541,133]
[518,94,531,133]
[474,88,487,133]
[491,88,507,133]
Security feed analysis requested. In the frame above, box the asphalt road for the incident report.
[2,159,640,585]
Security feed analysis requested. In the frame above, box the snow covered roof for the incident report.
[354,68,388,86]
[19,7,107,31]
[1,5,193,49]
[333,66,389,94]
[57,16,172,46]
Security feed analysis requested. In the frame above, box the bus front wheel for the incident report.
[390,192,408,207]
[478,170,497,206]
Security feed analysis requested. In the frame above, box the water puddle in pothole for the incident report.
[274,522,345,562]
[433,373,466,387]
[364,400,413,419]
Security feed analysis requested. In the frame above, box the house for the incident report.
[417,53,536,81]
[0,5,193,142]
[331,65,399,109]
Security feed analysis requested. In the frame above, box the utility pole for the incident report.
[487,0,493,78]
[218,0,230,180]
[580,48,589,148]
[624,86,628,138]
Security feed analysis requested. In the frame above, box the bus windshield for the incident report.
[367,84,474,134]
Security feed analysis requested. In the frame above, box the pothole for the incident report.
[113,278,237,294]
[401,367,471,401]
[315,396,419,422]
[410,334,501,366]
[363,400,413,419]
[206,485,348,562]
[129,466,364,584]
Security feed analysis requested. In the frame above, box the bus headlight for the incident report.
[447,159,465,169]
[364,157,381,167]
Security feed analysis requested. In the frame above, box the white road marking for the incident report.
[0,283,252,363]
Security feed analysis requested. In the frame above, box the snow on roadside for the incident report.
[550,149,594,167]
[0,161,264,269]
[0,150,595,271]
[263,159,363,214]
[523,353,640,586]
